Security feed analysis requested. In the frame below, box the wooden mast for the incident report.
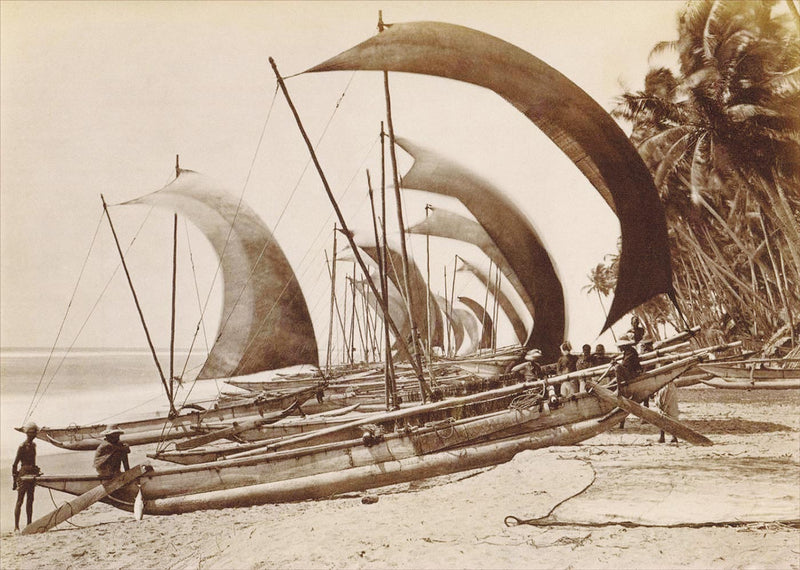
[379,125,398,407]
[368,168,397,408]
[379,11,430,402]
[169,155,179,401]
[425,203,433,358]
[450,255,458,356]
[269,56,427,388]
[326,225,338,373]
[101,195,176,416]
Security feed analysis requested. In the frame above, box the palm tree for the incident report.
[608,0,800,347]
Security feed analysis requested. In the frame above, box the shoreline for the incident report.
[1,386,798,569]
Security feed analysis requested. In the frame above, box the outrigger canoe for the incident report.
[28,356,699,517]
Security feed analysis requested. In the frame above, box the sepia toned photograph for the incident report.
[1,1,798,568]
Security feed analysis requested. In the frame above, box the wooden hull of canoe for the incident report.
[31,387,320,450]
[699,363,800,382]
[153,392,533,464]
[701,378,800,390]
[674,371,714,388]
[32,358,693,514]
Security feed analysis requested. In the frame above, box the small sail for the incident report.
[123,169,318,379]
[306,21,673,332]
[359,244,445,350]
[433,294,465,354]
[407,207,532,342]
[396,137,564,362]
[454,307,480,355]
[455,258,527,345]
[457,296,493,350]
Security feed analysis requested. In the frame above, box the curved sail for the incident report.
[455,258,527,345]
[359,245,444,350]
[457,296,493,350]
[306,20,673,332]
[433,294,464,354]
[407,207,532,341]
[396,137,564,362]
[454,307,480,355]
[124,169,318,379]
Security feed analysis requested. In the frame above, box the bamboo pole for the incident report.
[425,204,433,357]
[324,251,350,364]
[269,58,425,386]
[101,195,175,416]
[378,13,430,402]
[380,123,398,406]
[170,212,178,402]
[326,225,338,372]
[450,256,458,356]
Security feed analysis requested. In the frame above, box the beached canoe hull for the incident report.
[31,358,695,515]
[700,378,800,390]
[699,363,800,382]
[28,386,321,450]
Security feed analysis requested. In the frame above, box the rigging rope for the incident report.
[26,205,157,421]
[197,73,362,380]
[182,84,280,388]
[23,211,104,423]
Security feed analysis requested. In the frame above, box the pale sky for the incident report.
[1,1,683,355]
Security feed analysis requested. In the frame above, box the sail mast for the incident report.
[379,11,430,402]
[269,56,426,389]
[425,204,432,358]
[101,194,176,416]
[367,167,396,408]
[450,255,457,356]
[326,225,338,373]
[380,125,398,407]
[169,213,178,400]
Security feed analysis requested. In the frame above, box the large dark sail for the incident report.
[306,21,673,333]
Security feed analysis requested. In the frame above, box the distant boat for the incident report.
[699,361,800,390]
[699,362,800,382]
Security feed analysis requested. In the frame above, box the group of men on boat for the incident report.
[12,423,130,532]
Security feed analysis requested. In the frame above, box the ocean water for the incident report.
[0,349,221,532]
[0,349,219,461]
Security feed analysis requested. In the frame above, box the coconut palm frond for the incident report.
[690,133,711,205]
[639,126,694,171]
[653,132,693,192]
[727,103,781,121]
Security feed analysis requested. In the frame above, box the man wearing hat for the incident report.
[94,425,130,477]
[614,334,643,393]
[12,422,41,531]
[511,348,544,382]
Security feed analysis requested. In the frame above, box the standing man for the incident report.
[655,381,680,443]
[628,315,646,343]
[13,422,41,532]
[94,426,130,477]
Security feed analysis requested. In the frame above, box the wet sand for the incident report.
[2,386,798,569]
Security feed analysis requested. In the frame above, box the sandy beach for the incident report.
[1,386,798,569]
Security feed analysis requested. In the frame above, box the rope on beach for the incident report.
[504,518,800,529]
[46,489,87,529]
[504,459,597,527]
